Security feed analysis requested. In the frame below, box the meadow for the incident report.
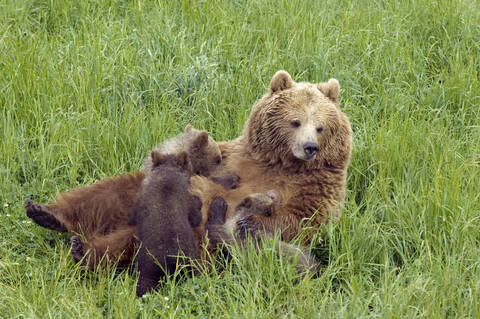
[1,0,479,317]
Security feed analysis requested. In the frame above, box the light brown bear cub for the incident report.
[131,151,201,297]
[206,191,320,277]
[26,125,237,269]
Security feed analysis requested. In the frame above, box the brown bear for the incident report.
[26,70,351,269]
[131,151,202,297]
[25,125,236,268]
[206,191,320,276]
[190,70,352,243]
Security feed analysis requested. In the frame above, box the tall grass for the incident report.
[1,0,479,317]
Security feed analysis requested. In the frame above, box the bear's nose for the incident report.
[303,142,319,158]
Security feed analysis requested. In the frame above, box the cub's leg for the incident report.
[136,248,164,297]
[188,196,203,228]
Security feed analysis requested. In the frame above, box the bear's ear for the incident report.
[151,150,167,167]
[175,151,192,172]
[317,79,340,104]
[192,131,209,149]
[184,124,194,133]
[270,70,294,93]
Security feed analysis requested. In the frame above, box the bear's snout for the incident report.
[303,142,319,158]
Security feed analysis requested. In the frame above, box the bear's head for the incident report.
[184,124,222,176]
[243,70,352,171]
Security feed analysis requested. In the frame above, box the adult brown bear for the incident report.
[191,70,352,243]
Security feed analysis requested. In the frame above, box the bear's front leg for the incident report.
[24,201,67,232]
[236,213,301,242]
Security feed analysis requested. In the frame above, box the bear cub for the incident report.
[145,124,238,189]
[132,150,202,297]
[206,191,320,277]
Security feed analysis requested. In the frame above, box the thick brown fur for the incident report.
[25,125,226,269]
[132,151,202,297]
[27,172,144,268]
[191,70,352,243]
[206,192,320,277]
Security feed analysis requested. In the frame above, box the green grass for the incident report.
[1,0,479,317]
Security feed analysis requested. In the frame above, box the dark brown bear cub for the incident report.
[131,150,202,297]
[206,191,319,277]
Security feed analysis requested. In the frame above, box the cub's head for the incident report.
[244,70,351,170]
[235,190,278,217]
[150,150,192,174]
[185,124,222,176]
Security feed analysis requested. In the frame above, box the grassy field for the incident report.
[1,0,479,317]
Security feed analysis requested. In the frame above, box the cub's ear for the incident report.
[184,124,194,133]
[151,150,167,167]
[175,151,192,172]
[239,197,253,210]
[317,78,340,105]
[192,131,209,149]
[270,70,294,93]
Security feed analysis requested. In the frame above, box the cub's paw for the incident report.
[211,174,240,189]
[70,236,85,263]
[24,201,67,232]
[207,197,228,225]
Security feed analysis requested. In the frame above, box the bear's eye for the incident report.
[316,126,323,133]
[215,156,221,165]
[290,120,301,128]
